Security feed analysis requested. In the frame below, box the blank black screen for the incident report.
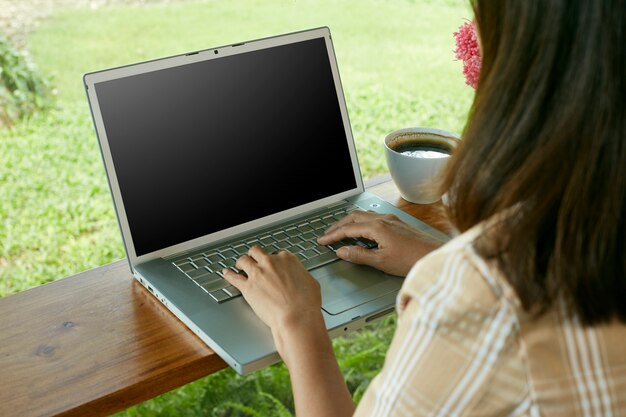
[95,38,357,256]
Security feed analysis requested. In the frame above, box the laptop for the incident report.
[84,27,449,375]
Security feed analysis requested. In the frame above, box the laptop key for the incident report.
[310,219,325,229]
[315,245,331,254]
[177,262,196,273]
[208,289,230,303]
[202,278,230,293]
[298,224,314,233]
[223,286,241,297]
[220,249,237,259]
[273,231,289,241]
[275,240,290,249]
[195,273,220,286]
[264,243,279,253]
[285,228,299,237]
[259,236,275,245]
[233,244,248,255]
[188,267,210,279]
[321,215,335,225]
[206,253,223,263]
[286,245,302,254]
[301,251,338,270]
[298,240,315,250]
[206,262,220,272]
[220,258,237,269]
[194,258,210,268]
[301,249,318,259]
[287,236,303,245]
[329,239,353,251]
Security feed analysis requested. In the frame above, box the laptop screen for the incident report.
[95,37,357,256]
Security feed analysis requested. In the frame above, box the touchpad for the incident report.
[312,261,403,315]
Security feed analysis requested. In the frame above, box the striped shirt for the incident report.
[354,224,626,417]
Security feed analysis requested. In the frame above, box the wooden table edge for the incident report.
[0,175,444,417]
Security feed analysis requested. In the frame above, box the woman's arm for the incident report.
[222,211,441,416]
[276,311,355,417]
[223,248,355,417]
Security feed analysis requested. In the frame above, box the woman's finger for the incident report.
[223,268,248,290]
[318,221,380,245]
[247,245,268,263]
[336,245,381,269]
[324,210,378,234]
[235,254,258,275]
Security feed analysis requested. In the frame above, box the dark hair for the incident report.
[441,0,625,324]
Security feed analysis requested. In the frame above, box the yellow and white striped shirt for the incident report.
[355,224,626,417]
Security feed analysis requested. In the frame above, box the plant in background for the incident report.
[453,21,481,89]
[0,34,53,128]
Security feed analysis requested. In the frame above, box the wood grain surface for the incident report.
[0,176,447,417]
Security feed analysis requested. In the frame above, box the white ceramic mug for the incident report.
[384,127,460,204]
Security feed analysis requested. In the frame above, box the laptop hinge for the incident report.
[164,251,189,261]
[325,199,348,210]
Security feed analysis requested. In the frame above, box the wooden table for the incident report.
[0,176,447,417]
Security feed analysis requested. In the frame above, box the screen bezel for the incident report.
[84,27,364,266]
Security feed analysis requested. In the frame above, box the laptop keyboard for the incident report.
[172,203,377,303]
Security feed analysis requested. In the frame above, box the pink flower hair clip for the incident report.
[453,20,481,89]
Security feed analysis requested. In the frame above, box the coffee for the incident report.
[392,140,452,159]
[384,127,460,204]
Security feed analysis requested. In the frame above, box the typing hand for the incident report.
[222,246,323,357]
[318,210,442,277]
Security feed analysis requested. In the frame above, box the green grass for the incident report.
[0,104,125,295]
[1,0,474,415]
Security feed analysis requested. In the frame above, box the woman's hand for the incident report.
[222,246,323,359]
[318,210,443,277]
[223,247,356,417]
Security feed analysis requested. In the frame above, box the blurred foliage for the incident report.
[0,34,53,127]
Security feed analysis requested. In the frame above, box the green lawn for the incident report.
[1,0,473,415]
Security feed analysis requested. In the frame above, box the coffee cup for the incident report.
[384,127,460,204]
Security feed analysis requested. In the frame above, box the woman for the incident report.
[223,0,626,415]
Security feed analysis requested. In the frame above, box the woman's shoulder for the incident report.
[396,225,626,416]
